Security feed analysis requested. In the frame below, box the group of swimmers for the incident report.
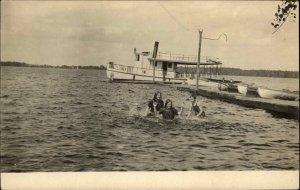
[145,91,205,120]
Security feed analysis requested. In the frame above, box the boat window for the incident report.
[136,54,140,61]
[155,62,157,67]
[168,62,172,68]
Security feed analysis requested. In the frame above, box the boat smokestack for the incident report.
[134,48,139,61]
[134,48,137,54]
[152,41,159,58]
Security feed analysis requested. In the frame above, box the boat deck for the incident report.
[176,85,299,119]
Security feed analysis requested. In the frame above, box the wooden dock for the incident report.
[109,79,182,85]
[177,85,299,119]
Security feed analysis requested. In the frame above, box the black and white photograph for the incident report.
[1,1,299,189]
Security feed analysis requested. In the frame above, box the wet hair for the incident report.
[164,99,173,108]
[153,91,162,100]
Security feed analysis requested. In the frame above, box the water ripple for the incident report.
[0,67,298,172]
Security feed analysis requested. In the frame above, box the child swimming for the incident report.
[145,91,164,116]
[186,95,205,118]
[158,99,183,120]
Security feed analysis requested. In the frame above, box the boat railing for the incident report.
[141,51,221,64]
[176,73,195,79]
[157,52,220,63]
[174,72,221,79]
[108,62,165,73]
[157,52,197,62]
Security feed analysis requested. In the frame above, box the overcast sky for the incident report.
[1,1,299,70]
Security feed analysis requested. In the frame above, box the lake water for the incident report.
[0,66,299,172]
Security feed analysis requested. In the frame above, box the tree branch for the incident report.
[272,8,293,34]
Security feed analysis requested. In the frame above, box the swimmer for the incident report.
[158,99,183,120]
[145,91,164,116]
[186,95,205,118]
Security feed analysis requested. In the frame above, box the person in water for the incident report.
[186,95,205,118]
[158,99,183,120]
[145,91,164,116]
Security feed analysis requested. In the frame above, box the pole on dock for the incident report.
[196,30,203,90]
[152,41,159,82]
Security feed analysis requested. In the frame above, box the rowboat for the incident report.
[207,78,241,84]
[237,85,247,95]
[257,87,298,101]
[237,85,259,96]
[215,81,240,92]
[218,83,229,91]
[227,83,238,93]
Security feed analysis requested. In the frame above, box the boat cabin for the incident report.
[134,48,222,81]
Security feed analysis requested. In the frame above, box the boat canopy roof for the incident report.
[148,58,222,66]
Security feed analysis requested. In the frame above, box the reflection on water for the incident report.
[0,67,299,172]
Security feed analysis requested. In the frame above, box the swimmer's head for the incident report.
[153,91,162,100]
[189,94,197,103]
[165,99,173,109]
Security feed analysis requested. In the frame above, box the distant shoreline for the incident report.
[0,61,107,70]
[1,61,298,78]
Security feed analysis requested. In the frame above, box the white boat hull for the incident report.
[237,85,247,95]
[107,68,185,83]
[257,87,298,101]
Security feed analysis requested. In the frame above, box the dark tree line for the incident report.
[0,61,107,70]
[220,67,298,78]
[0,61,28,67]
[176,66,298,78]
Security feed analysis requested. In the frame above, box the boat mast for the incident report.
[152,41,159,82]
[196,30,203,90]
